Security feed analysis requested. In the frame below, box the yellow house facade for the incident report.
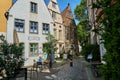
[0,0,12,38]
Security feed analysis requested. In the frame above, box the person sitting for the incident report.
[38,55,42,65]
[37,55,43,70]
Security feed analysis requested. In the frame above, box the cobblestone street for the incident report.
[53,58,88,80]
[26,57,101,80]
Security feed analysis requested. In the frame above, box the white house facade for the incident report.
[6,0,54,66]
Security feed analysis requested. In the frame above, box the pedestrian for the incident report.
[67,50,70,59]
[70,58,73,67]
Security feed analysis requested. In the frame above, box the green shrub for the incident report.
[81,44,100,62]
[0,40,24,79]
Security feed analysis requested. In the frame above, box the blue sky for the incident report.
[13,0,81,14]
[45,0,81,24]
[45,0,81,15]
[58,0,81,13]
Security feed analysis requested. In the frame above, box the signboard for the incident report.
[63,54,67,59]
[28,36,40,41]
[87,54,93,59]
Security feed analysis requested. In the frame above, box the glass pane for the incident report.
[31,2,37,13]
[34,30,37,33]
[30,48,33,52]
[29,43,38,56]
[15,19,24,32]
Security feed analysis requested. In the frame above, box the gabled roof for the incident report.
[61,3,74,19]
[6,0,18,12]
[61,3,75,26]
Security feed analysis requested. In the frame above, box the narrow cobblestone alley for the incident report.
[27,57,100,80]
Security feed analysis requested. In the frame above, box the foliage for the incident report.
[92,0,120,80]
[81,44,100,62]
[77,23,88,45]
[0,40,24,79]
[42,31,57,56]
[74,0,89,44]
[74,0,88,21]
[43,42,51,54]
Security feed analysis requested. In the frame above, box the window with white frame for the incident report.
[29,43,38,56]
[15,19,24,32]
[30,21,38,34]
[30,2,37,13]
[52,2,56,8]
[42,23,49,34]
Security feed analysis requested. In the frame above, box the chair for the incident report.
[28,60,38,80]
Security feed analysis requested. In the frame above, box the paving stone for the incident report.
[26,57,102,80]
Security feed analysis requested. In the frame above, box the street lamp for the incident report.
[0,34,5,41]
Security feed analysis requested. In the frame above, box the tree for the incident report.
[74,0,89,45]
[42,31,57,54]
[74,0,88,21]
[92,0,120,79]
[81,44,100,62]
[77,23,88,46]
[0,40,24,79]
[42,31,57,68]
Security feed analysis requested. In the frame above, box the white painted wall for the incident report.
[7,0,54,66]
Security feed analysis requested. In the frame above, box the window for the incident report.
[52,2,56,8]
[54,29,57,39]
[31,2,37,13]
[65,27,69,40]
[15,19,24,32]
[68,10,72,15]
[29,43,38,56]
[42,23,49,34]
[30,21,38,34]
[70,27,73,39]
[59,26,61,28]
[59,30,62,40]
[52,11,56,19]
[59,44,62,52]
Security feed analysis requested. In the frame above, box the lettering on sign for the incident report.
[28,36,40,41]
